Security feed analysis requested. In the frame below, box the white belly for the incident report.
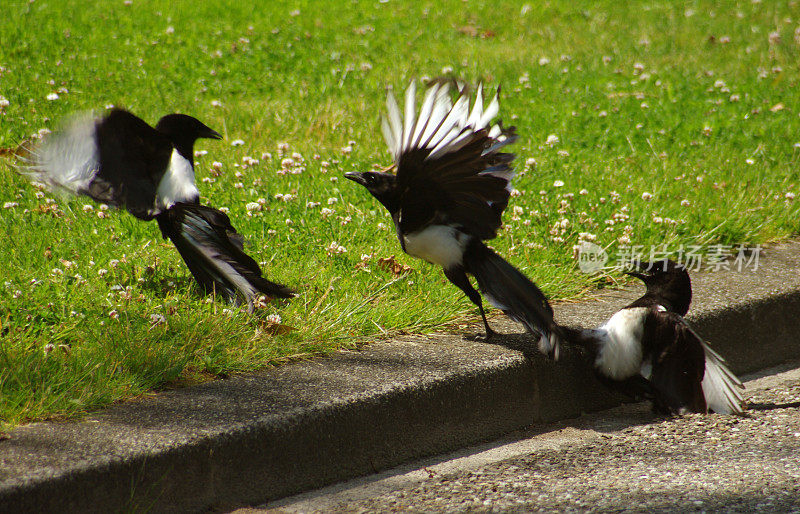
[594,307,647,380]
[155,150,199,210]
[403,225,467,268]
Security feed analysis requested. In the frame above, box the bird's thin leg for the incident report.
[444,267,498,340]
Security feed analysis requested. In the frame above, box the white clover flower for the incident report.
[538,56,550,66]
[326,241,347,255]
[285,218,293,225]
[680,199,691,207]
[108,309,119,320]
[513,206,524,215]
[320,207,334,217]
[277,142,290,153]
[719,35,731,43]
[786,192,796,200]
[579,189,588,195]
[195,149,208,157]
[149,313,166,325]
[231,139,245,147]
[245,202,262,213]
[545,134,559,146]
[306,201,320,208]
[618,235,631,245]
[341,145,353,155]
[729,94,740,102]
[641,192,652,201]
[553,180,565,188]
[165,26,175,34]
[745,158,754,165]
[653,216,664,224]
[3,201,18,209]
[211,161,223,171]
[233,182,244,189]
[266,313,282,324]
[217,207,229,214]
[327,197,338,205]
[0,96,9,108]
[557,150,570,157]
[377,222,387,230]
[46,92,59,101]
[525,157,537,167]
[12,290,22,299]
[510,189,523,197]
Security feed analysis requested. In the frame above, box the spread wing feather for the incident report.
[384,81,518,240]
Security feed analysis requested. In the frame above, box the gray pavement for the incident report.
[266,363,800,513]
[3,241,800,512]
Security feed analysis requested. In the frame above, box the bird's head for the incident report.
[626,259,692,316]
[344,171,398,212]
[155,114,222,160]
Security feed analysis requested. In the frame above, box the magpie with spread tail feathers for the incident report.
[345,80,562,358]
[562,259,745,415]
[19,109,294,308]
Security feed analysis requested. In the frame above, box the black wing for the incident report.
[383,82,518,240]
[90,109,174,219]
[19,109,174,220]
[645,309,708,414]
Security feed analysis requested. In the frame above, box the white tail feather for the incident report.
[701,341,745,414]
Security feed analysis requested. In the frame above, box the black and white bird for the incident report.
[563,259,745,415]
[344,80,562,357]
[19,108,294,308]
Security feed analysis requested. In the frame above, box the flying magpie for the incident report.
[562,259,745,415]
[345,80,562,358]
[19,108,294,308]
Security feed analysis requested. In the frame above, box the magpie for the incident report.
[345,80,562,358]
[19,108,294,308]
[562,259,745,415]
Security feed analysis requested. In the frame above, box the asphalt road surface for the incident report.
[257,363,800,513]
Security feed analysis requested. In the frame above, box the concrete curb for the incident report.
[2,241,800,512]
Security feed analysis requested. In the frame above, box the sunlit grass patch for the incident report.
[1,0,799,428]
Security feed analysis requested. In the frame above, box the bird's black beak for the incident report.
[624,271,648,281]
[203,128,223,140]
[344,171,367,186]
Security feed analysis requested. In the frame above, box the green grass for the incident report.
[1,0,799,429]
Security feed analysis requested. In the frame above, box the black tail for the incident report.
[463,241,562,358]
[156,203,295,309]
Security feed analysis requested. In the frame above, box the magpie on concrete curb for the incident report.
[345,80,562,358]
[562,259,745,415]
[18,108,294,309]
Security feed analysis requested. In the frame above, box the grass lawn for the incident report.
[1,0,799,429]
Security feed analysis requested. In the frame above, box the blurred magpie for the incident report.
[562,259,745,415]
[19,108,294,308]
[345,80,562,358]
